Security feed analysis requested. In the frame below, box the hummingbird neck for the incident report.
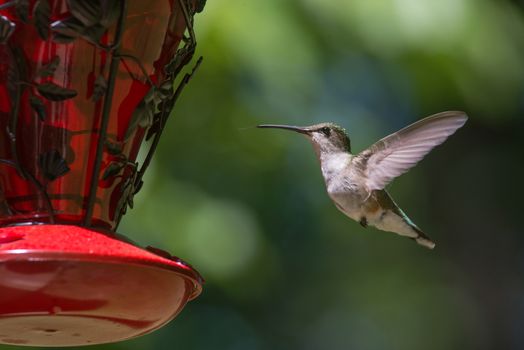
[311,140,350,159]
[318,151,352,182]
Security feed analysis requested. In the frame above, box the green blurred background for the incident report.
[5,0,524,349]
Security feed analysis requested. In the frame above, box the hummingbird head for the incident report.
[257,122,351,155]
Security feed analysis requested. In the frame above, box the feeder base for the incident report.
[0,225,202,347]
[0,315,142,346]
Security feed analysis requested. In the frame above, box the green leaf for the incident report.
[38,150,70,181]
[5,55,17,101]
[67,0,102,27]
[115,179,131,217]
[0,15,16,44]
[92,75,107,102]
[33,0,51,40]
[82,24,106,43]
[100,0,123,27]
[6,48,25,102]
[102,162,124,180]
[165,46,193,75]
[37,82,77,101]
[133,179,143,195]
[15,0,29,23]
[105,140,123,155]
[196,0,207,13]
[141,101,156,127]
[124,97,155,140]
[145,118,161,141]
[29,95,46,121]
[51,33,76,43]
[50,17,85,43]
[38,56,60,78]
[159,80,174,98]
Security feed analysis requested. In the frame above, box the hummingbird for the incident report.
[258,111,468,249]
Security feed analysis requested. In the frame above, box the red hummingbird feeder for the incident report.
[0,0,205,346]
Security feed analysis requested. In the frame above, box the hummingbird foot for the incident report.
[359,217,368,228]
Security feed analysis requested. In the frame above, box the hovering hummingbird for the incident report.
[258,111,468,249]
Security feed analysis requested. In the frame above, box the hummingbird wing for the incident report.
[355,111,468,192]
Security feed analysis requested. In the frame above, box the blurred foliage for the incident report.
[5,0,524,349]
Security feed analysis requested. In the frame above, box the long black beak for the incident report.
[257,124,310,134]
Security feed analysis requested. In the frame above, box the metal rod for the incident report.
[25,173,55,224]
[3,46,56,222]
[116,53,156,86]
[0,1,16,10]
[114,0,201,228]
[179,0,196,44]
[131,57,202,199]
[124,0,199,220]
[83,0,127,227]
[0,159,55,223]
[6,46,26,179]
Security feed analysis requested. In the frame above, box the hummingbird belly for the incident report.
[328,189,367,222]
[363,191,419,238]
[329,189,418,239]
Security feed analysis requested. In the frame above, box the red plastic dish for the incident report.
[0,225,203,346]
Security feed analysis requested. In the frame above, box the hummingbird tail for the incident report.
[411,226,435,249]
[415,235,435,249]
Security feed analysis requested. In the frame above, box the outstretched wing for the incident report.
[356,111,468,192]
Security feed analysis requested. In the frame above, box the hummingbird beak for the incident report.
[257,124,310,135]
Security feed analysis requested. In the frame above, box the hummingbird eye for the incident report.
[320,127,331,137]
